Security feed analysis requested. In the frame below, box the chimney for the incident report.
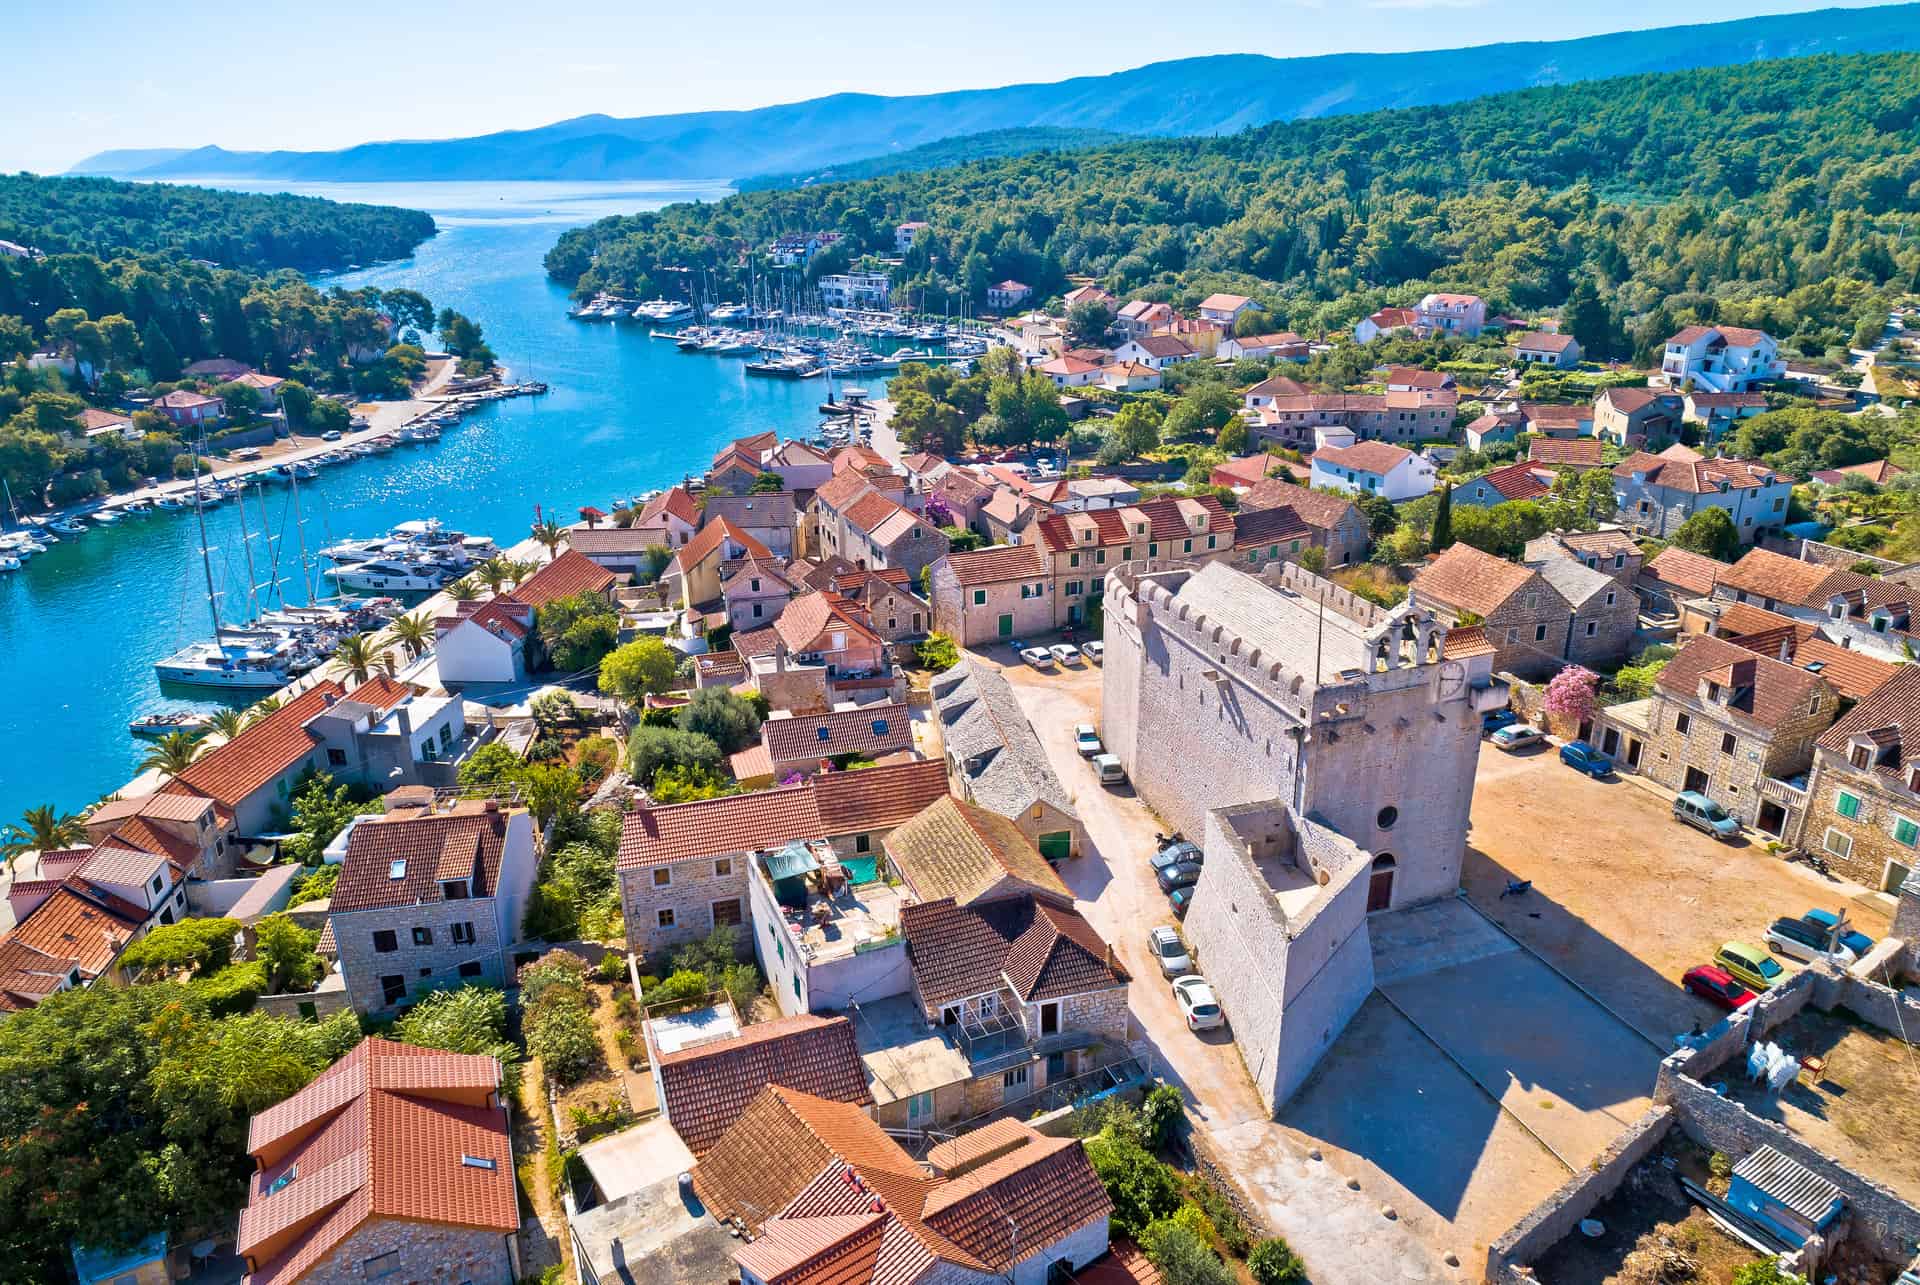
[484,799,499,813]
[1779,637,1792,663]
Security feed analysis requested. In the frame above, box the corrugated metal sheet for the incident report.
[1733,1145,1844,1221]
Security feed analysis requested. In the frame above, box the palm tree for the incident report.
[1,805,87,864]
[532,517,568,556]
[476,559,513,597]
[446,575,478,602]
[512,558,539,586]
[139,731,206,779]
[334,634,394,685]
[245,695,283,726]
[207,708,246,741]
[389,610,433,660]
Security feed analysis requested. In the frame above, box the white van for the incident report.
[1093,753,1126,785]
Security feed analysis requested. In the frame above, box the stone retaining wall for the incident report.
[1484,1105,1676,1283]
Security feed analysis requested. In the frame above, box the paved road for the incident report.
[986,644,1456,1282]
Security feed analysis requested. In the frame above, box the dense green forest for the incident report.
[735,127,1124,191]
[0,173,434,272]
[549,51,1920,363]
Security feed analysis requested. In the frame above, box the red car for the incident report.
[1682,965,1756,1012]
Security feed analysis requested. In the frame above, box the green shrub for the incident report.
[917,632,960,672]
[187,960,268,1017]
[1139,1083,1185,1150]
[1141,1223,1233,1285]
[1085,1123,1181,1237]
[1248,1238,1308,1285]
[526,994,599,1085]
[596,952,629,983]
[391,984,522,1095]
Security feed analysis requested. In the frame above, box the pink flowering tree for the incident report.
[1543,665,1599,730]
[923,492,955,528]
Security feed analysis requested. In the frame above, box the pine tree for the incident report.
[1432,481,1455,550]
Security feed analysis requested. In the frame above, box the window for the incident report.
[1720,733,1736,755]
[379,975,406,1005]
[327,748,347,767]
[1676,713,1691,735]
[1584,621,1597,637]
[855,833,871,853]
[1851,746,1872,769]
[1823,827,1853,860]
[1377,805,1399,830]
[451,921,476,945]
[1605,591,1616,606]
[871,719,890,736]
[1836,791,1862,820]
[363,1249,402,1279]
[412,926,433,946]
[657,908,676,928]
[1505,627,1519,644]
[817,726,832,741]
[1183,539,1193,553]
[419,967,433,978]
[753,603,763,618]
[1003,1065,1030,1090]
[714,857,733,877]
[1069,552,1079,568]
[1095,549,1106,564]
[713,899,743,927]
[150,874,163,895]
[441,879,469,900]
[1896,817,1920,848]
[652,867,671,888]
[908,1091,934,1122]
[1207,535,1216,549]
[1148,542,1158,557]
[1534,624,1548,643]
[1066,581,1082,597]
[372,930,397,954]
[1613,554,1626,569]
[973,590,986,606]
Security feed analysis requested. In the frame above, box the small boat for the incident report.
[0,554,20,572]
[154,496,185,511]
[368,436,396,453]
[275,460,319,480]
[90,509,121,525]
[130,710,216,738]
[48,516,87,534]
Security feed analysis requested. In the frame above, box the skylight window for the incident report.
[817,727,831,741]
[460,1154,496,1170]
[268,1165,297,1194]
[389,860,408,880]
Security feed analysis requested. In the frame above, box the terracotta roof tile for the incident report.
[1232,505,1311,548]
[885,796,1068,906]
[810,759,949,834]
[1469,463,1551,501]
[1640,547,1728,598]
[657,1014,873,1155]
[507,548,616,608]
[1792,637,1899,702]
[940,543,1045,586]
[901,893,1123,1007]
[1238,478,1359,531]
[1413,544,1539,618]
[5,884,145,979]
[693,1086,922,1233]
[774,591,882,654]
[921,1133,1112,1272]
[330,809,511,913]
[1611,450,1781,496]
[1655,634,1829,731]
[163,677,412,813]
[1528,438,1603,467]
[1033,494,1231,555]
[672,517,774,575]
[763,704,913,767]
[1441,625,1495,659]
[1314,441,1413,475]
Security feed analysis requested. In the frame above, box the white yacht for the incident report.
[636,299,695,324]
[324,559,453,592]
[154,639,296,690]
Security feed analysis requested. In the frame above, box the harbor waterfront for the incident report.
[0,180,889,820]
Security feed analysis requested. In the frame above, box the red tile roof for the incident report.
[1640,547,1729,598]
[900,893,1125,1008]
[3,882,145,980]
[657,1014,873,1156]
[1033,494,1232,555]
[1385,366,1453,389]
[1612,450,1781,495]
[1232,505,1312,548]
[672,517,774,575]
[1413,544,1538,617]
[1716,547,1867,608]
[1441,625,1495,659]
[1211,454,1284,488]
[1656,634,1831,730]
[1528,438,1603,467]
[940,544,1045,586]
[1239,478,1359,531]
[763,703,913,767]
[330,807,513,913]
[508,548,616,607]
[639,486,701,527]
[0,936,79,1011]
[1314,441,1414,475]
[1792,637,1898,702]
[618,760,950,869]
[238,1038,514,1285]
[1514,331,1577,353]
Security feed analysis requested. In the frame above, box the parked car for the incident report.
[1714,941,1786,992]
[1682,964,1757,1012]
[1168,886,1193,919]
[1156,860,1203,893]
[1075,724,1103,757]
[1559,741,1613,777]
[1151,839,1202,873]
[1172,975,1225,1031]
[1019,647,1055,669]
[1801,909,1874,958]
[1766,916,1858,967]
[1083,640,1105,663]
[1673,791,1740,840]
[1093,753,1126,785]
[319,429,343,442]
[1147,926,1192,977]
[1481,709,1520,738]
[1050,643,1082,666]
[1490,724,1545,751]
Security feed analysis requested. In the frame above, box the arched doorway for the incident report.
[1367,854,1396,913]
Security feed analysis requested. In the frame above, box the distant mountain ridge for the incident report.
[71,4,1920,183]
[734,127,1125,192]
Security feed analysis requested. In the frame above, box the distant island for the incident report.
[66,4,1920,183]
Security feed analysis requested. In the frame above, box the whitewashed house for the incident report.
[1309,441,1437,502]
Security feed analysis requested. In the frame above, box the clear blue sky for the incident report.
[1,0,1904,173]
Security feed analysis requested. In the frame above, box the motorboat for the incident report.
[90,509,122,525]
[0,553,19,572]
[323,558,454,592]
[274,460,319,480]
[48,516,87,534]
[635,299,695,324]
[710,303,751,322]
[130,710,216,738]
[154,639,298,690]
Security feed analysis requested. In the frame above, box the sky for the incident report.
[1,0,1905,173]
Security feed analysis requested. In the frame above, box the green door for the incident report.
[998,613,1014,638]
[1038,831,1072,862]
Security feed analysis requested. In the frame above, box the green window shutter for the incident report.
[1836,791,1861,820]
[1897,818,1919,848]
[973,589,986,605]
[1148,543,1158,557]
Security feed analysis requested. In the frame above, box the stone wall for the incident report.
[1799,748,1920,890]
[254,982,353,1022]
[1485,1105,1677,1283]
[334,895,513,1016]
[296,1214,517,1284]
[1799,539,1902,572]
[619,853,751,963]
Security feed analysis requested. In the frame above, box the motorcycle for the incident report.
[1785,847,1833,878]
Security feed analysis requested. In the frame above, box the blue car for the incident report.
[1559,740,1613,777]
[1801,908,1874,958]
[1482,708,1520,738]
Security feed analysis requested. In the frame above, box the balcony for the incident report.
[1759,775,1808,809]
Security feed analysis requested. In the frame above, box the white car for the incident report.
[1083,640,1105,663]
[1050,643,1082,666]
[1490,724,1546,752]
[1019,647,1055,669]
[1172,975,1224,1031]
[1075,724,1103,757]
[1148,926,1192,977]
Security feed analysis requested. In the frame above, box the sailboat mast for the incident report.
[256,481,281,608]
[190,441,222,639]
[236,478,262,621]
[288,458,316,604]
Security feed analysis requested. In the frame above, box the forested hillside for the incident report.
[549,52,1920,362]
[735,128,1124,191]
[0,173,434,272]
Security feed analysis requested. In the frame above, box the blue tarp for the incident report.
[763,841,820,882]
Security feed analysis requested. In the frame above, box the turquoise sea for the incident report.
[0,180,866,820]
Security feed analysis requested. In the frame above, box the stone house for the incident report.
[1464,409,1525,452]
[827,567,930,644]
[757,701,913,779]
[1712,547,1920,662]
[1239,477,1371,567]
[721,555,800,632]
[234,1038,519,1285]
[927,466,996,535]
[761,438,834,495]
[929,544,1053,646]
[1528,437,1605,470]
[1796,666,1920,893]
[885,795,1075,907]
[708,434,775,494]
[1232,504,1313,571]
[930,660,1085,860]
[1611,445,1791,542]
[1524,529,1644,587]
[1412,543,1634,678]
[1248,391,1456,452]
[1100,560,1505,1110]
[628,485,700,550]
[327,801,538,1015]
[1630,634,1841,834]
[664,518,774,612]
[649,1009,873,1157]
[615,760,949,963]
[980,487,1042,545]
[83,792,237,881]
[1637,546,1731,621]
[1031,495,1236,628]
[1593,387,1684,448]
[807,472,950,582]
[1241,373,1309,409]
[701,492,797,559]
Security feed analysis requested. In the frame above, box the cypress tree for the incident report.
[1432,481,1455,550]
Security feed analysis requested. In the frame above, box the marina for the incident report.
[0,181,877,818]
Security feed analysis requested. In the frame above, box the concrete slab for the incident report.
[850,992,973,1106]
[1368,897,1518,987]
[579,1117,695,1204]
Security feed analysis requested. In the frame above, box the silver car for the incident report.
[1147,926,1191,976]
